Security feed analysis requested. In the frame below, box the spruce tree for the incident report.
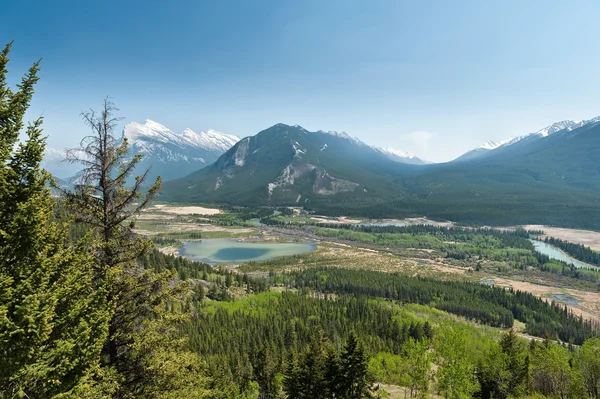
[253,342,280,399]
[0,42,111,398]
[340,333,377,399]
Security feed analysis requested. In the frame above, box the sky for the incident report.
[3,0,600,162]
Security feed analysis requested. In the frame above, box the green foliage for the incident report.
[186,291,431,395]
[477,330,530,398]
[531,342,583,398]
[0,42,112,398]
[403,339,432,398]
[435,328,479,398]
[579,338,600,399]
[57,99,216,398]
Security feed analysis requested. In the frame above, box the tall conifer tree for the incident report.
[0,42,111,399]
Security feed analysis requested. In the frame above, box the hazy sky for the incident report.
[3,0,600,162]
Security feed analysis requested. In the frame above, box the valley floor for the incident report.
[137,204,600,322]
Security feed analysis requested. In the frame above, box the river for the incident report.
[530,239,599,270]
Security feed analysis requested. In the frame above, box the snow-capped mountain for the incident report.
[316,129,364,145]
[375,147,429,165]
[476,137,519,151]
[121,120,239,181]
[124,120,238,157]
[43,119,239,181]
[454,116,600,162]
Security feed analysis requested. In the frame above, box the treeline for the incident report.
[312,224,538,248]
[264,220,600,284]
[303,192,600,231]
[282,268,599,344]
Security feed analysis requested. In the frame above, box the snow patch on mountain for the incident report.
[373,146,428,165]
[292,142,306,159]
[317,130,364,145]
[378,147,418,159]
[476,137,519,150]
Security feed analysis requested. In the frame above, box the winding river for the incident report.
[530,239,599,270]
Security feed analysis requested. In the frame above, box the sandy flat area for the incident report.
[403,217,454,227]
[310,216,363,224]
[134,224,255,235]
[492,277,600,321]
[523,225,600,251]
[148,204,221,215]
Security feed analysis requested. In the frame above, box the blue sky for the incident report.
[3,0,600,162]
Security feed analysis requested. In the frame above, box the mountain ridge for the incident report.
[453,116,600,163]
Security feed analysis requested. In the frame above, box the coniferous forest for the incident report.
[4,43,600,399]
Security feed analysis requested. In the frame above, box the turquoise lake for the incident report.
[530,239,599,270]
[178,239,316,264]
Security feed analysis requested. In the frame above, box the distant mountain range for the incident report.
[122,120,239,182]
[161,116,600,228]
[43,114,600,227]
[43,120,427,181]
[43,120,239,181]
[453,117,600,162]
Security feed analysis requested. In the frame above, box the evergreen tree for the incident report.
[253,342,280,399]
[340,333,377,399]
[323,348,344,399]
[499,329,528,396]
[0,42,111,398]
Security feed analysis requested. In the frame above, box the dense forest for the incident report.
[282,268,598,344]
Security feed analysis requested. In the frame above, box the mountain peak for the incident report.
[534,120,581,137]
[123,120,239,152]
